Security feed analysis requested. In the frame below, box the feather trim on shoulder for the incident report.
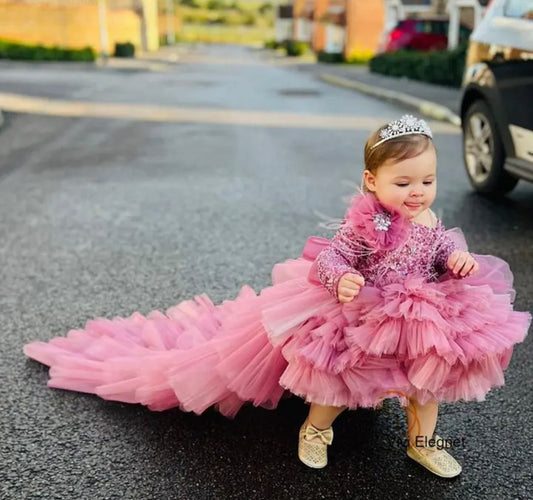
[341,193,411,253]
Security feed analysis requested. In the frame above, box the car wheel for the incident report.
[462,100,518,195]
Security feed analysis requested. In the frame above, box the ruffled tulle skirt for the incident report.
[24,231,530,417]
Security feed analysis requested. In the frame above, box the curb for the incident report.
[95,57,173,72]
[319,73,461,127]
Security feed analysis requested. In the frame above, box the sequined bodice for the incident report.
[357,221,452,286]
[315,220,456,297]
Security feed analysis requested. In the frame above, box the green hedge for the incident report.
[369,43,467,87]
[0,39,95,62]
[114,42,135,58]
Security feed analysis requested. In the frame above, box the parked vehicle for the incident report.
[460,0,533,195]
[383,19,471,52]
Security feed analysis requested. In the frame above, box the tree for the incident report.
[180,0,200,8]
[243,12,257,26]
[258,2,273,16]
[206,0,226,10]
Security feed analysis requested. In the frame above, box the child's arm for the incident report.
[434,231,479,278]
[434,234,456,276]
[315,225,365,300]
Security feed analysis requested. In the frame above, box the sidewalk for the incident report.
[0,44,192,130]
[95,43,193,70]
[293,62,462,127]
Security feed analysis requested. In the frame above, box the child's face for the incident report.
[364,144,437,220]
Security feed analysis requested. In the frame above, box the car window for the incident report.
[432,21,448,35]
[460,25,472,38]
[415,21,438,33]
[503,0,533,20]
[415,21,428,33]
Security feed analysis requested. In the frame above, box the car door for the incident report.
[490,0,533,164]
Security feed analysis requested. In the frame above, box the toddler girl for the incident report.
[24,115,530,479]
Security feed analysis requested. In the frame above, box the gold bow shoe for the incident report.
[298,421,334,469]
[407,435,462,478]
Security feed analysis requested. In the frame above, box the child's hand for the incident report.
[338,273,365,303]
[446,250,479,278]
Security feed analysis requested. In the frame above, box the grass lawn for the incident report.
[178,24,274,44]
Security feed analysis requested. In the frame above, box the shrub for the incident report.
[258,2,273,15]
[285,40,309,57]
[264,39,279,49]
[114,42,135,58]
[0,39,95,61]
[217,12,243,25]
[180,0,200,8]
[345,48,374,65]
[242,12,257,26]
[317,51,343,63]
[369,43,467,87]
[71,47,95,62]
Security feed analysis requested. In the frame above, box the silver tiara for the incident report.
[371,115,433,149]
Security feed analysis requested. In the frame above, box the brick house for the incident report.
[291,0,487,57]
[0,0,160,53]
[293,0,315,42]
[292,0,385,57]
[275,4,294,42]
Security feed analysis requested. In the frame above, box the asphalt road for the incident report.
[1,45,532,500]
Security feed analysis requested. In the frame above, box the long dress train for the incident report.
[24,196,531,417]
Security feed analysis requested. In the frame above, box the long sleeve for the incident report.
[433,231,457,277]
[315,224,364,299]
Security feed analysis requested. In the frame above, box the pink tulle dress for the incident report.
[24,194,531,417]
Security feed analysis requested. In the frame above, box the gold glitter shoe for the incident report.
[298,421,334,469]
[407,438,462,478]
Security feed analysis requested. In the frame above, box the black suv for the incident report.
[460,0,533,195]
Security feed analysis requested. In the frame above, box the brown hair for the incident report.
[362,126,434,191]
